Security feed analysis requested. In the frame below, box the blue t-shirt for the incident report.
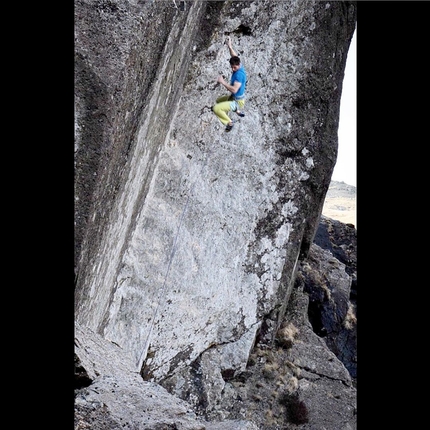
[230,65,247,99]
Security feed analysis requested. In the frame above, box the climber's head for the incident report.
[229,56,241,71]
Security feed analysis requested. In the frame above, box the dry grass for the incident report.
[277,323,299,349]
[322,181,356,226]
[322,196,356,225]
[344,302,357,329]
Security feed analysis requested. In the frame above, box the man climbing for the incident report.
[212,36,247,132]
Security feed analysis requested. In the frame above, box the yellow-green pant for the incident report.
[213,95,245,125]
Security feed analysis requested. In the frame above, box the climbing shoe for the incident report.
[225,123,234,132]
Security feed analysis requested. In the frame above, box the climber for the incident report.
[212,36,247,132]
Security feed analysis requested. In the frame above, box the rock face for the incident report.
[74,0,357,428]
[75,216,357,429]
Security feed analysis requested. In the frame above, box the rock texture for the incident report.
[75,216,357,428]
[74,0,357,428]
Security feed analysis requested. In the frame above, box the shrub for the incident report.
[277,323,299,349]
[279,391,309,424]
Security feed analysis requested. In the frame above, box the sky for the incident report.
[331,29,356,187]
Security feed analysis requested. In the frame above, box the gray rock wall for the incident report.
[75,215,357,429]
[75,0,207,278]
[75,0,356,393]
